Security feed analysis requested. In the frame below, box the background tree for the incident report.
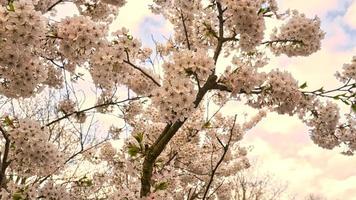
[304,194,328,200]
[0,0,354,199]
[230,163,288,200]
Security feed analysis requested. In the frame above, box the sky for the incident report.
[57,0,356,199]
[113,0,356,199]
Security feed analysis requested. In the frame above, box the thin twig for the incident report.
[124,50,161,87]
[202,115,237,199]
[179,10,192,50]
[45,96,146,127]
[46,0,65,12]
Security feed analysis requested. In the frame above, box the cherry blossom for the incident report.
[0,0,354,199]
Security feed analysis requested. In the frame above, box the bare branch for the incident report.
[124,50,161,87]
[202,114,237,199]
[46,0,65,12]
[179,10,192,50]
[261,39,304,45]
[45,96,146,127]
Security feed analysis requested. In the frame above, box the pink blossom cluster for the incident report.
[0,181,39,199]
[56,16,107,65]
[90,30,157,95]
[0,180,74,199]
[0,1,48,98]
[151,0,206,49]
[38,180,75,200]
[74,0,126,22]
[0,0,354,198]
[221,56,266,95]
[307,101,341,149]
[248,70,304,115]
[336,114,356,154]
[57,99,76,114]
[270,10,325,56]
[242,110,267,131]
[265,70,303,115]
[95,91,115,113]
[43,66,63,89]
[90,41,124,90]
[163,49,214,82]
[100,142,117,162]
[221,0,266,51]
[149,49,216,122]
[151,78,196,122]
[8,118,64,177]
[336,56,356,82]
[123,101,143,124]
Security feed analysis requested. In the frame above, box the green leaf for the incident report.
[82,179,93,187]
[47,31,58,38]
[246,51,256,56]
[6,2,15,12]
[77,176,93,187]
[317,87,324,92]
[257,8,267,15]
[332,95,340,100]
[258,7,271,15]
[352,104,356,113]
[127,35,133,40]
[3,116,14,127]
[203,121,212,128]
[133,132,144,144]
[127,143,140,157]
[12,193,23,200]
[154,182,168,191]
[341,99,350,105]
[299,82,308,89]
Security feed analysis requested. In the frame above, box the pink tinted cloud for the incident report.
[244,124,356,199]
[343,0,356,29]
[277,0,339,17]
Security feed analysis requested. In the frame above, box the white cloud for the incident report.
[343,0,356,29]
[111,0,154,35]
[277,0,339,17]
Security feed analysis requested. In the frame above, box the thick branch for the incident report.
[140,75,218,197]
[213,2,225,64]
[0,126,10,187]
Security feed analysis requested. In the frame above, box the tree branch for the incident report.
[0,126,10,188]
[36,138,109,185]
[124,50,161,87]
[261,39,304,45]
[45,96,146,127]
[202,114,237,199]
[46,0,65,12]
[213,2,225,64]
[179,10,192,50]
[140,75,218,197]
